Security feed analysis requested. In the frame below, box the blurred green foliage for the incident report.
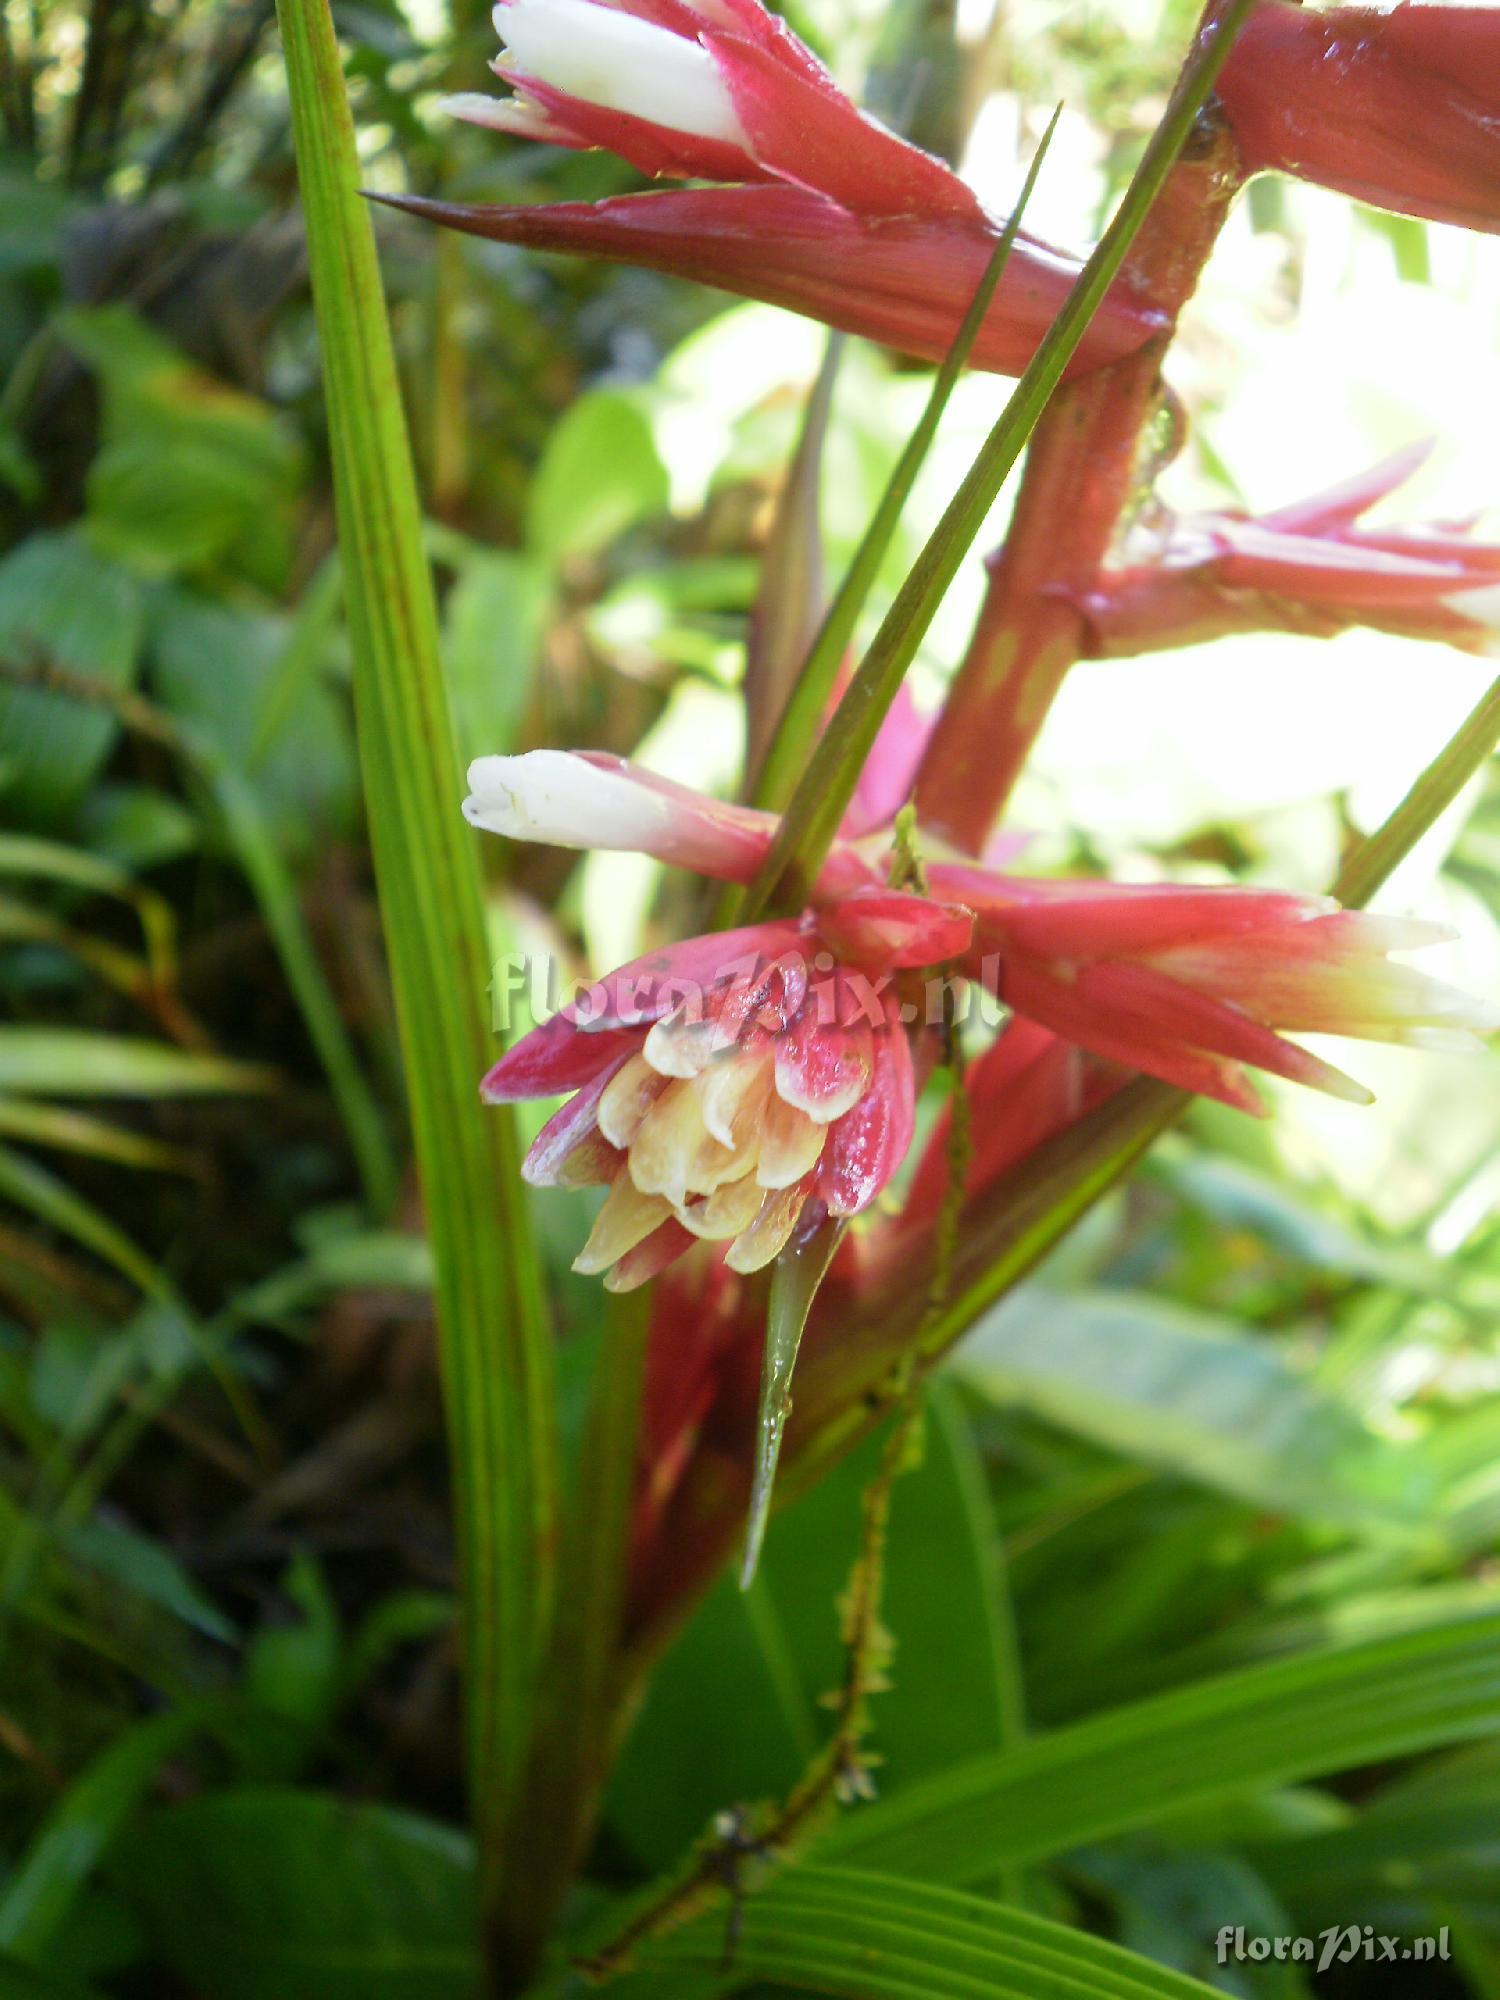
[1,0,1498,1995]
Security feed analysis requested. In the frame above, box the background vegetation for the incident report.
[2,0,1499,1994]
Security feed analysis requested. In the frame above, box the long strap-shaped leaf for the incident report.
[821,1608,1500,1885]
[277,0,554,1892]
[630,1863,1223,1997]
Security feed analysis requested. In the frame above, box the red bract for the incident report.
[479,897,961,1286]
[930,866,1496,1114]
[1071,445,1500,657]
[467,749,1497,1237]
[379,0,1168,377]
[1218,2,1500,234]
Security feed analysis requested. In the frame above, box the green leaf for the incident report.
[0,1957,108,2000]
[607,1382,1018,1872]
[623,1863,1226,1998]
[56,1518,235,1643]
[525,388,669,564]
[744,1215,845,1586]
[57,307,303,580]
[0,1030,275,1099]
[824,1610,1500,1886]
[0,534,144,824]
[113,1789,479,2000]
[0,1707,207,1960]
[955,1286,1430,1523]
[278,0,555,1903]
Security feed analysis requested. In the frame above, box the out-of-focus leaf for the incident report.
[1149,1148,1450,1293]
[441,550,548,763]
[57,307,303,580]
[70,785,200,873]
[148,590,356,855]
[525,387,668,563]
[0,1030,275,1098]
[613,1864,1226,1999]
[0,1707,208,1960]
[113,1788,479,2000]
[955,1287,1431,1524]
[826,1609,1500,1886]
[0,832,175,983]
[0,1957,107,2000]
[57,1519,235,1643]
[0,534,144,824]
[244,1556,341,1768]
[0,1099,195,1175]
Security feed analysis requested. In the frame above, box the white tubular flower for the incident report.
[464,750,781,881]
[479,0,748,146]
[465,751,676,851]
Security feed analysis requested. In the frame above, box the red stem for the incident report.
[914,105,1248,851]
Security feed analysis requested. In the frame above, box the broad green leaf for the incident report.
[0,1031,275,1099]
[825,1610,1500,1886]
[0,1707,207,1959]
[0,534,144,824]
[113,1789,479,2000]
[279,0,555,1895]
[955,1287,1430,1524]
[618,1864,1225,1999]
[525,388,669,563]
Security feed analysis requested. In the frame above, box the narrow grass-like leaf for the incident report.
[1333,672,1500,909]
[0,830,175,984]
[203,757,398,1214]
[488,1289,650,1980]
[628,1863,1225,1998]
[277,0,555,1904]
[745,107,1061,831]
[744,1216,846,1587]
[743,333,843,786]
[740,0,1256,919]
[824,1610,1500,1885]
[0,1097,194,1174]
[0,1030,275,1098]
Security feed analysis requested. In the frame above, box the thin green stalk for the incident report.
[738,0,1256,923]
[1334,673,1500,910]
[277,0,555,1942]
[745,105,1062,827]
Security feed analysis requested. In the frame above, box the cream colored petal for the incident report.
[755,1091,827,1189]
[697,1048,773,1148]
[644,1007,721,1080]
[727,1183,811,1273]
[673,1172,765,1242]
[628,1078,739,1202]
[597,1052,668,1149]
[572,1174,671,1275]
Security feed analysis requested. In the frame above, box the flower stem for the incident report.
[915,2,1249,850]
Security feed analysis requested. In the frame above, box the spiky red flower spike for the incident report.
[1072,444,1500,658]
[379,0,1167,378]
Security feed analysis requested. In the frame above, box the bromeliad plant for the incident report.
[279,0,1500,1991]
